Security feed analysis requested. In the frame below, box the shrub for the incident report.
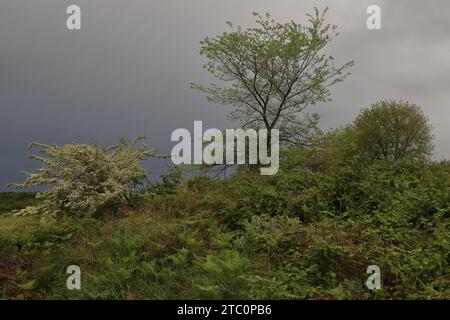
[11,137,157,218]
[148,165,183,196]
[352,100,434,161]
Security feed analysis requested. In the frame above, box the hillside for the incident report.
[1,146,448,299]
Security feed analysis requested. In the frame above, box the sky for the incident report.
[1,0,449,190]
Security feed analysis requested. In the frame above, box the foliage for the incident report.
[0,10,447,298]
[10,137,158,218]
[192,8,353,146]
[0,193,37,216]
[148,165,184,196]
[351,100,434,161]
[1,146,448,299]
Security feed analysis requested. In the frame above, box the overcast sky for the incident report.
[1,0,449,190]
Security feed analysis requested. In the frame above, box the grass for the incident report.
[0,158,448,300]
[0,216,39,234]
[0,192,37,215]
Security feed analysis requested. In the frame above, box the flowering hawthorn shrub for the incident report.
[11,137,157,218]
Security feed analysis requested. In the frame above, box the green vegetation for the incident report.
[351,100,434,161]
[10,137,157,218]
[0,9,448,300]
[0,193,37,216]
[191,8,353,146]
[1,114,448,298]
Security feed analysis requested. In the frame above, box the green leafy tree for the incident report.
[192,8,353,146]
[11,137,157,218]
[352,100,434,161]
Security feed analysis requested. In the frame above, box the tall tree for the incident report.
[192,8,353,146]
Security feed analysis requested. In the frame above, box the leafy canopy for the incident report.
[192,8,353,146]
[352,100,434,161]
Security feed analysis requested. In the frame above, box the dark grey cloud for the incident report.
[1,0,449,190]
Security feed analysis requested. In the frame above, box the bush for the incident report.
[11,137,158,218]
[148,165,183,196]
[352,100,434,161]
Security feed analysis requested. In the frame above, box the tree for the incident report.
[352,100,434,161]
[191,8,353,146]
[11,137,158,218]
